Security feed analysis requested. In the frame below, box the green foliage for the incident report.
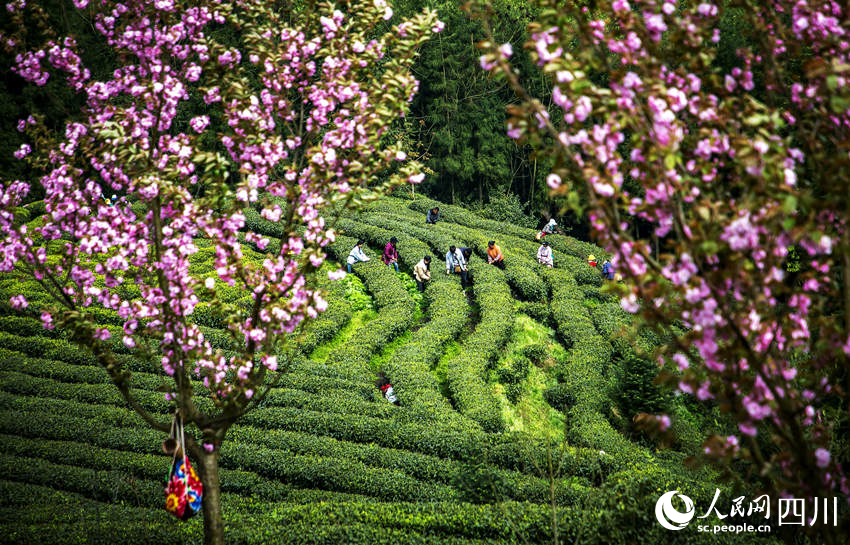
[451,461,508,504]
[785,245,802,273]
[293,276,356,359]
[324,236,418,376]
[497,357,530,404]
[383,277,471,427]
[542,268,651,469]
[578,465,763,545]
[543,383,576,413]
[614,355,671,424]
[395,271,424,308]
[521,344,548,366]
[475,189,536,229]
[342,274,375,311]
[517,301,552,323]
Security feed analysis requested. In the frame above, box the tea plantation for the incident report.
[0,195,777,544]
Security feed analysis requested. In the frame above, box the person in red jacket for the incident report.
[376,372,399,404]
[382,237,399,272]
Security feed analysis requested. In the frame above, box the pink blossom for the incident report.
[672,353,689,369]
[40,311,54,330]
[189,115,210,133]
[13,143,31,159]
[612,0,630,13]
[697,3,717,16]
[739,422,758,436]
[622,72,642,89]
[620,293,639,313]
[815,448,831,468]
[574,96,592,122]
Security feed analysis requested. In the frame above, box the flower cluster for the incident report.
[1,0,439,434]
[476,0,850,520]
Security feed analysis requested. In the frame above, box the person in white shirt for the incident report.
[542,218,558,234]
[537,240,554,267]
[347,239,370,273]
[445,245,469,287]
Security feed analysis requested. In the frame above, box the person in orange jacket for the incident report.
[487,240,505,270]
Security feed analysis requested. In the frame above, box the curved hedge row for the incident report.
[330,217,432,271]
[0,358,389,424]
[543,269,652,470]
[383,276,475,429]
[590,301,634,357]
[0,435,294,503]
[325,214,475,425]
[0,367,493,462]
[1,480,592,545]
[0,394,587,506]
[0,384,612,487]
[443,222,548,301]
[344,207,547,302]
[0,454,380,523]
[351,211,456,254]
[323,236,418,375]
[444,259,513,433]
[0,408,457,503]
[287,274,354,358]
[560,255,604,287]
[0,345,376,399]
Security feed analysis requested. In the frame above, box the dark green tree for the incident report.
[398,0,550,211]
[615,355,671,424]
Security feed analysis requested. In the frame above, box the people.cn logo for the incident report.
[655,491,696,531]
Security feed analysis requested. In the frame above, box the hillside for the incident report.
[0,195,775,544]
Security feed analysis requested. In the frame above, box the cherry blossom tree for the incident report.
[476,0,849,539]
[0,0,440,542]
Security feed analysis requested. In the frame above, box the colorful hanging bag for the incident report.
[164,415,203,521]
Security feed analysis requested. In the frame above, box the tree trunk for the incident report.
[530,158,537,213]
[478,178,483,206]
[199,450,224,545]
[844,242,850,331]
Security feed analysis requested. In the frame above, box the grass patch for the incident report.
[492,313,566,442]
[369,329,414,374]
[309,309,377,363]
